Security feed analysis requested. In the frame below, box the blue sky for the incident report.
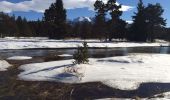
[0,0,169,27]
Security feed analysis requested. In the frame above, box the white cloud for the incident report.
[0,0,134,13]
[120,5,134,12]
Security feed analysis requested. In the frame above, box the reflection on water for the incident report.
[160,46,169,54]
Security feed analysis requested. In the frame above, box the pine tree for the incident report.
[22,18,32,36]
[73,42,89,64]
[81,21,92,39]
[93,0,107,40]
[145,3,166,42]
[116,19,127,40]
[44,0,67,39]
[72,22,81,38]
[0,12,18,37]
[129,0,148,42]
[10,15,19,37]
[16,16,32,37]
[106,0,123,41]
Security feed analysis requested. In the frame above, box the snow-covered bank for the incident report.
[7,56,32,60]
[0,60,11,71]
[0,38,169,49]
[19,54,170,90]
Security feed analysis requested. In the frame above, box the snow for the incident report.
[0,38,168,49]
[18,60,79,83]
[96,98,131,100]
[4,37,49,40]
[18,54,170,90]
[58,54,72,57]
[152,92,170,99]
[0,60,11,71]
[126,20,133,24]
[96,92,170,100]
[7,56,32,60]
[73,16,92,22]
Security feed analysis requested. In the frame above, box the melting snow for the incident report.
[7,56,32,60]
[0,60,11,71]
[58,54,72,57]
[18,54,170,90]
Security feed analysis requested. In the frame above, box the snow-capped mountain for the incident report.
[73,17,92,22]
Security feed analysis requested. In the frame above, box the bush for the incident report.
[73,42,89,64]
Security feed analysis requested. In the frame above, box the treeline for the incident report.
[0,0,169,42]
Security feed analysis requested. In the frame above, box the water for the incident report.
[0,46,170,59]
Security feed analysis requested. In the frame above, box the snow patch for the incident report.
[103,80,140,90]
[7,56,32,60]
[18,60,80,83]
[0,60,11,71]
[58,54,72,57]
[18,54,170,90]
[96,98,131,100]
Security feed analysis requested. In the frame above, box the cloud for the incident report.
[0,0,134,13]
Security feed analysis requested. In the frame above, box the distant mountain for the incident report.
[73,17,92,22]
[72,17,112,24]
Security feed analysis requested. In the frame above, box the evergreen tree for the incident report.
[93,0,107,40]
[116,19,127,40]
[0,12,18,37]
[106,0,123,41]
[72,21,92,39]
[72,22,81,38]
[73,42,89,64]
[128,0,148,42]
[16,16,32,37]
[44,0,67,39]
[145,3,166,42]
[10,15,19,36]
[65,20,73,38]
[22,18,32,36]
[81,21,92,39]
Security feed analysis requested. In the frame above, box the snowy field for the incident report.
[0,37,169,49]
[18,54,170,91]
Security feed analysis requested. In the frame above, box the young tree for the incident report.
[145,3,166,42]
[93,0,107,40]
[128,0,148,42]
[44,0,67,39]
[106,0,123,41]
[73,42,89,64]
